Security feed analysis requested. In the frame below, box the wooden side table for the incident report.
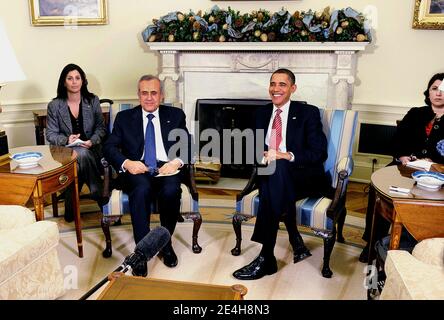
[0,145,83,257]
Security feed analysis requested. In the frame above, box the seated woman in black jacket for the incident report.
[359,72,444,262]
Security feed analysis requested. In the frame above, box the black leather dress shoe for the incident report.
[232,255,278,280]
[64,214,74,223]
[293,246,312,264]
[131,260,148,277]
[358,244,370,263]
[159,246,178,268]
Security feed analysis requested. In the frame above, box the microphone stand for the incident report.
[79,252,142,300]
[79,238,154,300]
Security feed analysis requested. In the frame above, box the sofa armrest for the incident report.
[0,206,36,230]
[412,238,444,267]
[380,250,444,300]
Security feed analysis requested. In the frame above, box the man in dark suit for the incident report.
[233,68,329,280]
[103,75,190,276]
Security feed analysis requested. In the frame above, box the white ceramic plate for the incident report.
[10,152,43,168]
[411,171,444,190]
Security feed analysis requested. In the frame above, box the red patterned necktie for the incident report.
[269,108,282,150]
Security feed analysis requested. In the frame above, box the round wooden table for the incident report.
[368,165,444,257]
[366,165,444,299]
[0,145,83,257]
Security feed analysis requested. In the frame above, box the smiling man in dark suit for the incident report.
[233,68,329,280]
[103,75,190,276]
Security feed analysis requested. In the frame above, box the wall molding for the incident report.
[0,97,139,112]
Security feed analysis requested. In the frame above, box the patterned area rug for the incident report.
[57,223,367,300]
[47,194,366,250]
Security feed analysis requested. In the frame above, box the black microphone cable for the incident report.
[79,226,170,300]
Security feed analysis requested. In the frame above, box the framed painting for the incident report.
[29,0,108,26]
[413,0,444,29]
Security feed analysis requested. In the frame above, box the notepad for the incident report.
[66,138,86,148]
[154,170,180,177]
[406,159,434,171]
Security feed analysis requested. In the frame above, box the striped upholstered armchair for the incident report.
[231,108,358,278]
[100,103,202,258]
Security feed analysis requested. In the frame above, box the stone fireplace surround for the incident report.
[145,42,369,131]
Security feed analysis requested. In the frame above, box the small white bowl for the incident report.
[412,171,444,190]
[10,152,43,168]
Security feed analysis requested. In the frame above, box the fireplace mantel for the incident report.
[145,41,369,128]
[147,42,368,52]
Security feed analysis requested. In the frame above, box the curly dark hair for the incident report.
[424,72,444,106]
[55,63,95,102]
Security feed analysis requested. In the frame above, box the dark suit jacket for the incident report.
[46,95,106,146]
[393,105,444,164]
[103,105,190,171]
[255,101,329,198]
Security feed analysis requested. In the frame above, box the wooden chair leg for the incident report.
[231,213,249,256]
[51,193,59,217]
[182,212,202,253]
[101,217,113,258]
[322,230,336,278]
[336,208,346,243]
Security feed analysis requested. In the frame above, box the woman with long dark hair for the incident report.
[46,63,107,221]
[360,72,444,262]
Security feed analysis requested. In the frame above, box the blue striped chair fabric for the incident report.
[232,108,358,277]
[101,103,202,257]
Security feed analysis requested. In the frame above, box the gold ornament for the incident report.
[356,34,366,42]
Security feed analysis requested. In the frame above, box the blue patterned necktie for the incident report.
[144,113,157,171]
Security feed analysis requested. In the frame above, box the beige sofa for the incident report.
[0,205,65,299]
[380,237,444,300]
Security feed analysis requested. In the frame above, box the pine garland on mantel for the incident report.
[142,6,371,44]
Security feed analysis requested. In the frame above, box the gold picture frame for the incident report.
[29,0,108,26]
[413,0,444,29]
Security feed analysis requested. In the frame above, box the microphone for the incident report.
[79,226,170,300]
[120,226,171,273]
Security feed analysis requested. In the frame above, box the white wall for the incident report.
[1,0,443,179]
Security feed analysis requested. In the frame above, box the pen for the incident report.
[389,186,410,194]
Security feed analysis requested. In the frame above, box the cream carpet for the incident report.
[57,222,367,300]
[196,178,249,190]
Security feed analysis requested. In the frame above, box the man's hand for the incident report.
[124,160,149,175]
[263,149,292,164]
[158,159,181,175]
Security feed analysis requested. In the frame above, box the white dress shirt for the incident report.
[265,100,295,161]
[120,108,170,172]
